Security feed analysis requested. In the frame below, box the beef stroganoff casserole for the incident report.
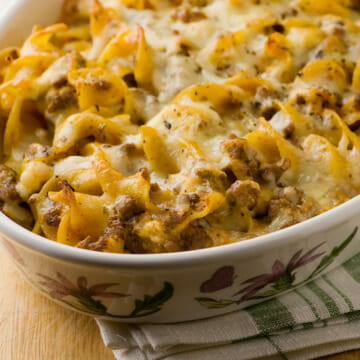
[0,0,360,254]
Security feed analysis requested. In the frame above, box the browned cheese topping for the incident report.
[0,0,360,253]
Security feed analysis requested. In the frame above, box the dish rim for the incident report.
[0,0,359,269]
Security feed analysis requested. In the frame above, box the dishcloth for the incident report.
[97,251,360,360]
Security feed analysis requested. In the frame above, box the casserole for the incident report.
[0,0,359,322]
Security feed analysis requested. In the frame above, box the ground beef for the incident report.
[43,203,62,226]
[52,76,68,88]
[222,134,290,185]
[268,197,317,229]
[275,186,304,204]
[188,193,200,207]
[0,165,21,202]
[85,77,112,90]
[80,203,145,252]
[112,195,145,221]
[188,0,208,6]
[46,85,77,113]
[194,167,229,191]
[226,180,261,210]
[119,143,145,157]
[5,49,19,64]
[221,134,260,179]
[171,7,207,22]
[122,73,138,88]
[283,122,295,138]
[221,134,251,160]
[180,222,212,250]
[163,209,189,228]
[78,216,126,251]
[259,157,290,184]
[139,166,150,182]
[353,92,360,111]
[24,143,51,161]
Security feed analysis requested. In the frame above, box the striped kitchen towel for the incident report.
[97,252,360,360]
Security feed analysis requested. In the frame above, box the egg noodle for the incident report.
[0,0,359,253]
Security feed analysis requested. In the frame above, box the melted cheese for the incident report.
[0,0,360,253]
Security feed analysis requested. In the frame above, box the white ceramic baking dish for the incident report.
[0,0,359,323]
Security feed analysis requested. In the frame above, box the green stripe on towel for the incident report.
[323,274,354,312]
[345,310,360,322]
[307,282,341,317]
[294,289,320,325]
[246,298,296,334]
[265,335,289,360]
[343,254,360,283]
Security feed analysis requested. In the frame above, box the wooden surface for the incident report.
[0,250,359,360]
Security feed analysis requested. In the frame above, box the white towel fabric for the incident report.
[97,252,360,360]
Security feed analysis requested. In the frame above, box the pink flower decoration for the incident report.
[37,272,128,300]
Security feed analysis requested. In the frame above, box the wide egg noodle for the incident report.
[0,0,360,252]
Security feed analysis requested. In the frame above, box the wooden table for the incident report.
[0,250,359,360]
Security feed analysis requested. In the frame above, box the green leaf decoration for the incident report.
[130,282,174,317]
[62,299,107,315]
[330,227,358,257]
[195,227,358,309]
[55,282,174,318]
[196,297,235,309]
[273,273,295,291]
[308,227,358,280]
[252,289,282,298]
[76,295,108,315]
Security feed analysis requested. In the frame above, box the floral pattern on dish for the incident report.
[2,238,26,266]
[196,227,358,309]
[38,272,174,318]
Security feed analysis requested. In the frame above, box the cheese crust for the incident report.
[0,0,360,253]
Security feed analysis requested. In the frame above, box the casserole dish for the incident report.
[0,0,359,323]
